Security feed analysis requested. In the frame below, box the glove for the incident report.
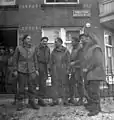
[83,68,88,72]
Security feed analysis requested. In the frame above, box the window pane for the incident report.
[106,47,112,73]
[66,31,80,41]
[43,28,60,43]
[109,36,112,45]
[66,43,72,53]
[104,35,112,45]
[46,0,55,2]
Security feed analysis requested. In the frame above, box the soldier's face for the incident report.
[80,35,90,46]
[25,35,32,45]
[41,39,48,46]
[80,36,86,43]
[55,39,61,47]
[72,39,79,46]
[0,49,4,54]
[9,48,14,54]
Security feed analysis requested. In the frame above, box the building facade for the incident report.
[0,0,104,50]
[99,0,114,84]
[1,0,114,95]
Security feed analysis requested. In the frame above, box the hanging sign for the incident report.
[73,10,91,17]
[0,0,16,6]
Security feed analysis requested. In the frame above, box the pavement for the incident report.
[0,96,114,120]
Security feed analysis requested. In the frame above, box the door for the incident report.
[0,28,17,94]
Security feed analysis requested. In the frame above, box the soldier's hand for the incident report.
[70,61,75,66]
[83,68,88,72]
[13,71,18,76]
[36,86,39,90]
[36,70,39,75]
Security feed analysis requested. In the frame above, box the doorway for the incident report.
[0,28,17,94]
[0,29,17,48]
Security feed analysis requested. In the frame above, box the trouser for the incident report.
[17,72,37,101]
[86,80,100,110]
[39,71,47,98]
[69,72,84,99]
[0,62,7,93]
[5,67,17,93]
[52,76,69,102]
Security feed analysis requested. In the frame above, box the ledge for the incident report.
[0,25,19,29]
[41,3,83,9]
[0,5,19,11]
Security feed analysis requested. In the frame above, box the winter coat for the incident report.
[50,46,70,98]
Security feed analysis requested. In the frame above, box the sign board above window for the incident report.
[45,0,79,4]
[0,0,16,6]
[73,10,91,17]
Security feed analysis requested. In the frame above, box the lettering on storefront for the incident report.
[19,25,39,31]
[73,10,91,17]
[19,4,40,9]
[83,4,92,9]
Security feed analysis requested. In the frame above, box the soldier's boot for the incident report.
[87,103,101,112]
[68,98,77,105]
[84,99,92,108]
[50,100,59,106]
[74,98,84,106]
[87,103,101,116]
[17,100,25,111]
[38,98,47,107]
[63,100,71,106]
[29,99,40,110]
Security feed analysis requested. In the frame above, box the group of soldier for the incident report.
[0,46,16,93]
[0,27,105,116]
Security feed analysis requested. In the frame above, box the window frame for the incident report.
[104,31,114,84]
[44,0,79,4]
[42,27,82,53]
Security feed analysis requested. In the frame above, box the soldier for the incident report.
[36,37,50,106]
[0,46,6,93]
[50,37,70,106]
[5,47,16,93]
[69,37,84,105]
[78,30,105,116]
[13,34,40,111]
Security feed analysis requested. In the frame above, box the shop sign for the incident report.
[0,0,16,6]
[73,10,91,17]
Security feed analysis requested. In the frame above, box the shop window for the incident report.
[42,27,81,53]
[42,28,60,53]
[45,0,79,4]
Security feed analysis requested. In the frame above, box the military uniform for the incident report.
[5,52,16,93]
[13,44,39,110]
[36,44,50,106]
[0,47,7,93]
[79,42,105,116]
[69,45,84,105]
[37,45,50,96]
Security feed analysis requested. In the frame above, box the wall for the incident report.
[2,0,104,48]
